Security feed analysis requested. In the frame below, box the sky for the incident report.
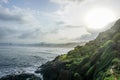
[0,0,120,43]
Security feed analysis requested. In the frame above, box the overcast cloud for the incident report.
[0,0,120,43]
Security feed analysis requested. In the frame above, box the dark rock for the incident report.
[0,73,41,80]
[35,61,73,80]
[57,69,72,80]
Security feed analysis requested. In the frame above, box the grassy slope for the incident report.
[56,19,120,80]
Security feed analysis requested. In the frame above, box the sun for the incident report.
[84,8,116,30]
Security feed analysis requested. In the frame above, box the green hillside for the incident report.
[39,19,120,80]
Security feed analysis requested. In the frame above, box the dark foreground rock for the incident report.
[0,73,41,80]
[35,60,72,80]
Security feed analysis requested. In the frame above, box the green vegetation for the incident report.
[40,19,120,80]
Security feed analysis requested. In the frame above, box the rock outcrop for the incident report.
[0,73,41,80]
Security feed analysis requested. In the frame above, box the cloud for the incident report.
[0,0,117,43]
[54,1,88,27]
[0,5,62,43]
[74,32,99,41]
[44,27,89,43]
[0,6,38,24]
[0,26,17,39]
[50,0,84,4]
[0,1,103,43]
[0,27,44,43]
[49,0,94,43]
[0,0,10,3]
[0,7,22,22]
[0,5,45,43]
[49,0,117,43]
[65,25,84,28]
[18,29,43,39]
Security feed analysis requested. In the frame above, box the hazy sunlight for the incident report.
[84,8,116,30]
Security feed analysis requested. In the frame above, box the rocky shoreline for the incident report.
[0,73,41,80]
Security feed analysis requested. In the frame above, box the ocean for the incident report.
[0,45,71,78]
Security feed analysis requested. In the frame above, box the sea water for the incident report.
[0,45,71,78]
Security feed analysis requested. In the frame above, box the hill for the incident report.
[37,19,120,80]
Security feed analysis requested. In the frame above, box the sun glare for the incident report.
[84,8,116,30]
